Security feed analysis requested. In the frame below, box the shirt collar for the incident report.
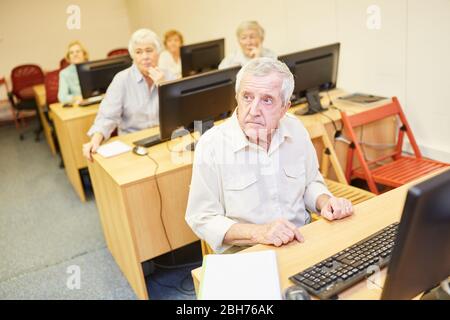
[268,117,293,154]
[227,111,293,154]
[131,64,144,83]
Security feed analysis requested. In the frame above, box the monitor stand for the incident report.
[295,88,328,116]
[421,279,450,300]
[185,119,214,151]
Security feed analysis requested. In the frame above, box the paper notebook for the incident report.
[199,250,282,300]
[96,141,132,158]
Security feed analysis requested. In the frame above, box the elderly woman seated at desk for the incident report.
[158,29,184,79]
[219,21,277,69]
[58,40,89,104]
[82,28,174,161]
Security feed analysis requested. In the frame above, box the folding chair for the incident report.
[306,123,376,220]
[340,97,449,194]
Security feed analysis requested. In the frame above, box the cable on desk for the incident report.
[165,138,184,153]
[146,153,173,251]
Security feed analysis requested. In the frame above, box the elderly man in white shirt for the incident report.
[185,57,353,253]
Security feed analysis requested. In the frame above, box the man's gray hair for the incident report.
[128,28,162,58]
[236,21,265,41]
[235,57,294,106]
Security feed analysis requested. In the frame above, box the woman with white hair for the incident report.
[83,28,174,161]
[219,21,277,69]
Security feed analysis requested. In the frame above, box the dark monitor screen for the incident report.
[158,66,240,141]
[181,39,225,77]
[293,54,334,95]
[279,43,340,115]
[76,55,132,99]
[381,169,450,300]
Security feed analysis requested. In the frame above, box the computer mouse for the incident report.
[132,145,148,156]
[284,285,311,300]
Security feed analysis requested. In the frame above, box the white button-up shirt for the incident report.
[185,112,331,253]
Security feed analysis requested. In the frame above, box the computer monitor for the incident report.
[180,39,225,77]
[279,43,340,115]
[76,55,132,99]
[158,66,240,148]
[381,169,450,300]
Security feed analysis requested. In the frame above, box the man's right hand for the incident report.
[253,218,304,247]
[82,133,103,162]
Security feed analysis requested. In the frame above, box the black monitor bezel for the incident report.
[180,38,225,77]
[76,55,132,99]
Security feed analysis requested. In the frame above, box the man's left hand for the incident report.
[320,196,354,221]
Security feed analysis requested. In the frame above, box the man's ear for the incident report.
[282,101,291,114]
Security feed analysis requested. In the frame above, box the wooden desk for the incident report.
[33,85,57,155]
[50,102,98,202]
[89,128,199,300]
[191,169,448,300]
[88,89,395,300]
[288,89,396,179]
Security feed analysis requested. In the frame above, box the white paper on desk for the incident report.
[199,250,282,300]
[96,141,132,158]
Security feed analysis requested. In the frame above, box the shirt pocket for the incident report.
[223,172,260,217]
[282,164,306,207]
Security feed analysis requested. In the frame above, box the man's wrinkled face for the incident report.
[237,73,290,144]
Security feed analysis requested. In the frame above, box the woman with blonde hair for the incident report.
[58,40,89,103]
[158,29,184,78]
[219,21,276,69]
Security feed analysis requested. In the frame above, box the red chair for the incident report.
[44,70,60,106]
[107,48,129,58]
[0,77,16,126]
[341,97,449,194]
[8,64,45,140]
[59,57,70,70]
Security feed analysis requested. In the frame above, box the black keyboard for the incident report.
[133,134,162,147]
[289,222,399,299]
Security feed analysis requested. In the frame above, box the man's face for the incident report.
[133,43,159,75]
[238,29,262,57]
[237,73,290,145]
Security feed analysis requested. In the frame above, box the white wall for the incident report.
[125,0,450,162]
[0,0,132,86]
[404,0,450,162]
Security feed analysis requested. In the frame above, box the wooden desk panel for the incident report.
[50,102,98,201]
[89,129,199,299]
[33,85,57,155]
